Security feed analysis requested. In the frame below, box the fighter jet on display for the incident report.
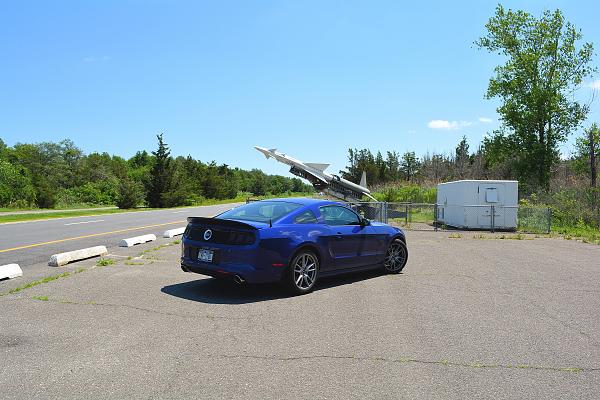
[254,146,376,202]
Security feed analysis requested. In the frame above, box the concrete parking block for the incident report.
[163,227,185,238]
[0,263,22,279]
[119,234,157,247]
[49,246,108,267]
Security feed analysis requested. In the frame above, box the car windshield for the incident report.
[217,201,302,223]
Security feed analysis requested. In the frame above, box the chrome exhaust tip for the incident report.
[233,275,245,285]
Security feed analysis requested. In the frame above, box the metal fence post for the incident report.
[385,201,390,224]
[491,205,495,233]
[547,207,552,234]
[404,204,408,226]
[434,203,438,232]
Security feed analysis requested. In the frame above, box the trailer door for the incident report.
[477,184,505,228]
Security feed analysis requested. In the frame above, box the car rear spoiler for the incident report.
[186,217,259,230]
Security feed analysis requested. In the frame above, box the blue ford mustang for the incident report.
[181,198,408,294]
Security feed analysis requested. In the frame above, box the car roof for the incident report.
[256,197,340,207]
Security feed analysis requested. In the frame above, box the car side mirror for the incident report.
[360,217,370,227]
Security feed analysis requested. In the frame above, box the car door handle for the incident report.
[335,232,343,239]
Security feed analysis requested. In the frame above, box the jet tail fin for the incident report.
[359,171,367,188]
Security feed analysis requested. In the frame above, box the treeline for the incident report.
[342,137,486,188]
[0,135,312,209]
[342,133,599,193]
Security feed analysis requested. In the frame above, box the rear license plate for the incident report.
[197,249,214,263]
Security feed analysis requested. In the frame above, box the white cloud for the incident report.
[589,80,600,89]
[428,120,458,129]
[427,120,472,130]
[478,117,493,123]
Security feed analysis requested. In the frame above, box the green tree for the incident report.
[147,133,173,208]
[0,138,8,160]
[385,151,401,181]
[342,148,379,185]
[574,123,600,187]
[0,160,36,207]
[400,151,420,182]
[476,5,595,190]
[375,151,386,183]
[116,178,145,209]
[455,136,470,179]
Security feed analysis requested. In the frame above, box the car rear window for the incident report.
[217,201,302,223]
[294,210,318,224]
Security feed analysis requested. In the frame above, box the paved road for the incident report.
[1,231,598,399]
[0,203,239,269]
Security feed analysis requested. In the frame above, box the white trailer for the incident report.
[436,180,518,230]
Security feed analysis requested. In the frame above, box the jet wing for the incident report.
[305,162,330,172]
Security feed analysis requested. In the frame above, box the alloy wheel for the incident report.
[384,240,407,272]
[293,253,317,290]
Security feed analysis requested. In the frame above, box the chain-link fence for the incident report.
[517,206,553,234]
[368,202,551,233]
[246,198,551,233]
[385,203,437,230]
[345,202,387,222]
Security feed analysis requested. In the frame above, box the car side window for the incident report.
[319,206,361,226]
[294,210,318,224]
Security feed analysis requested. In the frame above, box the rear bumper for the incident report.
[180,258,285,284]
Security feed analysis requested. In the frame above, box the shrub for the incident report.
[374,184,437,203]
[116,179,144,209]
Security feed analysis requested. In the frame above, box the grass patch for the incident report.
[96,258,115,267]
[552,224,600,245]
[32,295,49,301]
[0,204,115,213]
[473,233,533,240]
[125,261,145,266]
[0,208,152,224]
[2,269,86,296]
[139,239,182,256]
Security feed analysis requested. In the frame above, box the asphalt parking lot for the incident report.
[1,231,599,399]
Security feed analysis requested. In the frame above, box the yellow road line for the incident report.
[0,220,186,254]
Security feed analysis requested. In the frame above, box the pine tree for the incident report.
[147,133,172,208]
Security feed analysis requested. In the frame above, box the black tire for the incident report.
[383,238,408,273]
[285,250,319,295]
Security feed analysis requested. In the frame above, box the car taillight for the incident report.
[227,231,255,245]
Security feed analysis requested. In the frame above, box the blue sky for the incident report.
[1,0,599,177]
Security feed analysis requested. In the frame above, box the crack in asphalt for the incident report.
[514,295,600,349]
[410,273,478,281]
[27,296,254,321]
[201,353,598,374]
